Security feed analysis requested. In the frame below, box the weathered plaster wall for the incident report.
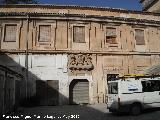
[1,5,160,104]
[29,54,68,105]
[1,19,160,53]
[0,54,70,105]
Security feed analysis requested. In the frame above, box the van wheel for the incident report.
[130,104,141,115]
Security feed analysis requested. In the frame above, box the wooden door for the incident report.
[47,80,59,105]
[36,80,59,106]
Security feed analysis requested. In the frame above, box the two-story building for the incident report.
[0,4,160,106]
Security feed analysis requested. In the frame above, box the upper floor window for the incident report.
[4,25,17,42]
[106,27,117,44]
[135,29,145,45]
[38,25,51,42]
[73,26,85,43]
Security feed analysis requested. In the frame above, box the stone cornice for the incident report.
[1,50,160,55]
[0,4,160,16]
[0,12,160,27]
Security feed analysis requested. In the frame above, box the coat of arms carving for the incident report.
[68,54,94,71]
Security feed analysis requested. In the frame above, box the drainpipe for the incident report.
[2,75,5,114]
[25,14,29,99]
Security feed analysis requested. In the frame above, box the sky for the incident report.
[39,0,142,11]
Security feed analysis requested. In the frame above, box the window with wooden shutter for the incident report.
[4,25,17,42]
[73,26,85,43]
[135,29,145,45]
[106,27,117,44]
[38,25,51,42]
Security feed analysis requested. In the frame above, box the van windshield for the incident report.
[108,82,118,94]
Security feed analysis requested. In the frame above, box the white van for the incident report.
[107,76,160,115]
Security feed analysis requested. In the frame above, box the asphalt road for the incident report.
[2,104,160,120]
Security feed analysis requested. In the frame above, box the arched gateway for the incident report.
[69,79,89,104]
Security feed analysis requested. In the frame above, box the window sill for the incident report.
[136,44,146,46]
[73,42,86,43]
[37,42,51,45]
[107,44,119,47]
[3,41,16,42]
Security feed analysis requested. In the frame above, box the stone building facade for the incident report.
[141,0,160,12]
[0,4,160,106]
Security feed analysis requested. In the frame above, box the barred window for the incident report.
[38,25,51,42]
[135,29,145,45]
[73,26,85,43]
[4,25,17,42]
[106,27,117,44]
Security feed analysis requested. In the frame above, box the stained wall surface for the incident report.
[0,5,160,104]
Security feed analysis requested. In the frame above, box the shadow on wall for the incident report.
[1,54,160,120]
[0,53,90,114]
[0,54,57,112]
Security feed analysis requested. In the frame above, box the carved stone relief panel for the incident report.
[68,54,94,71]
